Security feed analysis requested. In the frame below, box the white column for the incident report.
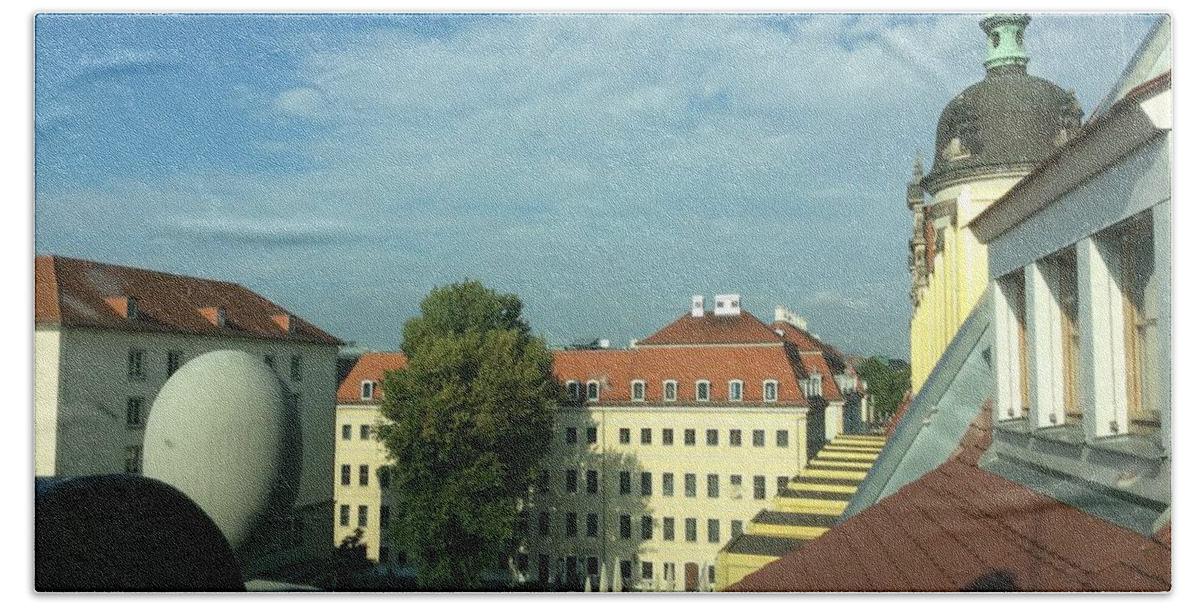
[1076,237,1128,440]
[993,278,1025,423]
[1026,261,1064,428]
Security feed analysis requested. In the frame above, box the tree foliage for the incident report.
[378,281,558,589]
[858,357,911,422]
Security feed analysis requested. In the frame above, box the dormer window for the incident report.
[663,380,678,402]
[695,381,710,402]
[566,381,581,402]
[631,380,646,402]
[763,380,778,402]
[216,307,227,327]
[729,380,743,402]
[361,380,376,401]
[586,381,600,402]
[126,298,138,321]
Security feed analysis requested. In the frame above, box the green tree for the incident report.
[858,357,911,422]
[378,281,558,589]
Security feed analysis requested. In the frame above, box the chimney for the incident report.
[713,294,741,317]
[774,306,808,331]
[629,339,638,349]
[598,339,611,349]
[691,295,705,318]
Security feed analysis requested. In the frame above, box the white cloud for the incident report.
[273,87,325,118]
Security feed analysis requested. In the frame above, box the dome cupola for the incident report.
[922,14,1083,193]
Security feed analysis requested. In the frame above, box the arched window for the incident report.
[360,380,376,401]
[586,381,600,402]
[728,380,744,402]
[763,380,778,402]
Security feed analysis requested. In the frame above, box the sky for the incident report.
[33,12,1160,358]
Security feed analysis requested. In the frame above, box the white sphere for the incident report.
[143,350,292,552]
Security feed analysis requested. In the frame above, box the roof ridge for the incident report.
[44,254,242,288]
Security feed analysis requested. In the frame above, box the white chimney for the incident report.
[629,339,639,349]
[691,295,705,317]
[774,305,808,331]
[714,294,741,316]
[598,339,611,349]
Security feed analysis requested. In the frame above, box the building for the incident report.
[332,351,408,571]
[907,14,1083,392]
[730,14,1170,592]
[524,294,865,591]
[34,255,342,584]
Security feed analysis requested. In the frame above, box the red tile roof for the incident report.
[553,345,808,406]
[35,255,340,345]
[730,405,1171,592]
[337,352,407,403]
[770,321,842,401]
[638,310,784,346]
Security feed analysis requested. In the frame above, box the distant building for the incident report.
[730,15,1170,592]
[525,294,864,591]
[332,351,407,571]
[907,14,1083,392]
[34,255,342,585]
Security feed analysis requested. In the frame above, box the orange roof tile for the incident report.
[34,255,340,345]
[337,352,407,403]
[638,310,783,346]
[730,406,1171,592]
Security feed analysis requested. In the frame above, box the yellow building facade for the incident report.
[908,14,1082,391]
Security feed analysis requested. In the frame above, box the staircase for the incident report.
[714,433,888,590]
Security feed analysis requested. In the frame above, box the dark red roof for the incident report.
[638,310,783,346]
[337,352,408,403]
[35,255,340,345]
[731,406,1171,592]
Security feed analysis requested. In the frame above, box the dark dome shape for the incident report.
[923,14,1083,193]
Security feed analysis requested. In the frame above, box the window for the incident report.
[662,517,675,541]
[341,424,351,440]
[1116,215,1158,435]
[290,355,302,382]
[730,474,743,499]
[996,270,1031,421]
[641,515,653,540]
[587,513,598,538]
[708,565,716,585]
[620,560,632,582]
[684,429,696,446]
[707,519,720,543]
[776,429,789,447]
[1037,248,1081,426]
[619,514,632,539]
[695,380,710,401]
[359,465,369,486]
[729,429,742,446]
[565,513,577,537]
[566,381,581,401]
[380,505,391,530]
[684,474,696,497]
[360,381,376,401]
[564,470,578,493]
[339,505,351,526]
[167,351,182,377]
[753,475,766,500]
[642,562,654,580]
[124,445,142,474]
[777,475,790,493]
[619,428,631,444]
[586,381,600,401]
[631,380,645,401]
[619,471,631,495]
[379,467,391,489]
[664,563,676,582]
[662,429,674,445]
[731,520,744,538]
[586,427,597,444]
[565,427,577,444]
[641,471,652,496]
[763,380,778,402]
[706,429,718,446]
[340,464,351,486]
[360,425,371,440]
[685,518,697,542]
[538,512,550,536]
[663,380,677,402]
[662,473,674,497]
[640,428,652,445]
[358,505,368,527]
[729,380,743,402]
[707,473,719,498]
[127,349,145,381]
[126,397,144,428]
[587,470,598,494]
[752,429,766,447]
[538,469,550,494]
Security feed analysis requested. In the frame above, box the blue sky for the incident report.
[34,12,1159,358]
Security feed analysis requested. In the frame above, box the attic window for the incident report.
[586,381,600,402]
[126,298,138,321]
[696,381,710,402]
[763,380,778,402]
[663,380,678,402]
[566,381,581,402]
[361,380,376,401]
[631,380,646,402]
[729,380,743,402]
